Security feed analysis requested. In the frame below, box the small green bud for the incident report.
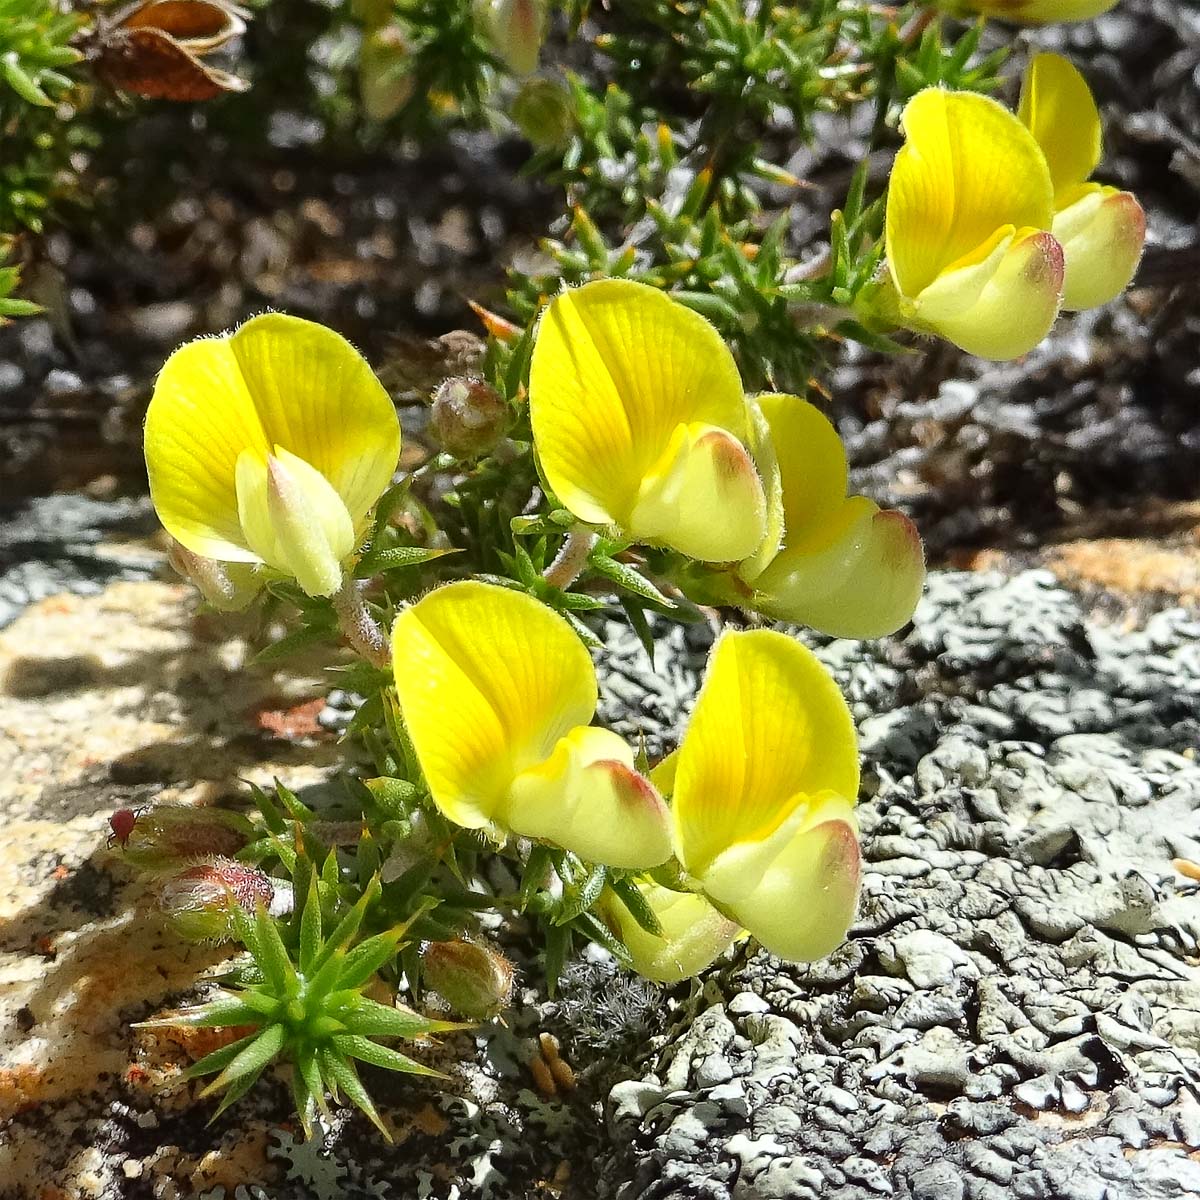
[108,804,253,870]
[511,78,574,149]
[360,24,416,122]
[422,938,514,1020]
[430,377,512,459]
[158,858,277,943]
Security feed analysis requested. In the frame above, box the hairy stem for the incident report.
[543,530,597,591]
[333,577,390,668]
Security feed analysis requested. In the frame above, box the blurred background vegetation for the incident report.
[0,0,1196,566]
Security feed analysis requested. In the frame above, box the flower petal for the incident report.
[961,0,1118,24]
[391,581,597,829]
[227,314,400,525]
[235,447,356,596]
[922,230,1064,360]
[145,335,270,561]
[709,796,862,963]
[629,422,767,562]
[507,727,673,868]
[601,883,740,984]
[672,629,859,880]
[1053,186,1146,311]
[529,279,749,530]
[752,500,926,639]
[745,394,849,560]
[886,88,1055,299]
[1018,52,1102,203]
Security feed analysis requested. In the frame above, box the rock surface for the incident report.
[1,558,1199,1198]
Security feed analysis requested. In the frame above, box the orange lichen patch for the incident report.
[250,695,329,739]
[187,1122,279,1190]
[1045,538,1200,604]
[0,893,230,1115]
[144,1020,258,1063]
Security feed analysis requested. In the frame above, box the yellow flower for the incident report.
[390,580,673,869]
[655,629,862,965]
[1018,52,1145,311]
[879,87,1065,360]
[529,279,768,564]
[600,882,741,984]
[738,396,925,638]
[145,314,400,598]
[943,0,1118,24]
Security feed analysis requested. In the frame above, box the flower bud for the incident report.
[422,938,514,1020]
[482,0,546,76]
[511,78,574,149]
[430,377,511,459]
[109,804,253,870]
[168,541,262,612]
[360,24,416,122]
[158,858,275,942]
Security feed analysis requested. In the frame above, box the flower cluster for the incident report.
[530,279,927,638]
[133,6,1149,1134]
[865,52,1144,359]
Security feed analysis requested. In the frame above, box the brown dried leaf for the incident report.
[97,27,248,101]
[117,0,246,53]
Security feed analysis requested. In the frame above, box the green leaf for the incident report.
[184,1031,262,1080]
[252,902,298,998]
[543,923,571,998]
[136,996,268,1031]
[587,555,675,608]
[518,844,553,912]
[200,1023,286,1096]
[252,625,334,664]
[609,876,665,937]
[334,997,458,1039]
[335,927,405,991]
[354,545,459,577]
[299,866,322,974]
[207,1062,264,1122]
[555,864,607,925]
[312,877,382,972]
[317,1046,390,1139]
[331,1034,444,1078]
[3,58,50,106]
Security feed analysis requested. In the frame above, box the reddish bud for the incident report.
[108,804,253,870]
[430,377,512,459]
[158,857,275,942]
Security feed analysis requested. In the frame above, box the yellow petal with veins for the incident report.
[145,313,400,571]
[886,88,1054,300]
[507,726,672,868]
[672,630,859,879]
[226,315,400,524]
[629,422,767,563]
[391,581,597,830]
[600,883,740,983]
[529,279,750,535]
[1018,52,1102,204]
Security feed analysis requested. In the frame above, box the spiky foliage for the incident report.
[140,870,461,1139]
